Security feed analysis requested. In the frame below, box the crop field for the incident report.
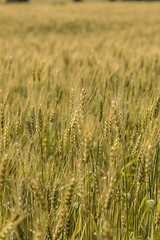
[0,2,160,240]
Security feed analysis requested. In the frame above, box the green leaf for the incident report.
[90,213,100,240]
[71,210,81,240]
[80,222,86,240]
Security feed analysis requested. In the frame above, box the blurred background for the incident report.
[1,0,160,3]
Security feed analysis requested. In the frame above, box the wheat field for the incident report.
[0,2,160,239]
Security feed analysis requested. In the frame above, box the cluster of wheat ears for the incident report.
[0,2,160,240]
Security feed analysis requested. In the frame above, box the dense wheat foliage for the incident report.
[0,2,160,239]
